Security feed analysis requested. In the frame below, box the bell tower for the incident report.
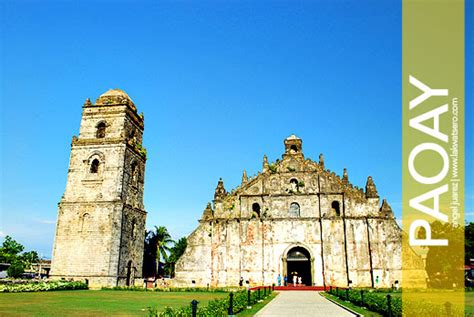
[50,89,147,287]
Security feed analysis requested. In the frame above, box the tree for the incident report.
[168,237,187,264]
[7,260,25,278]
[466,222,474,265]
[145,226,174,277]
[0,236,25,263]
[423,221,464,288]
[0,236,41,279]
[166,237,187,277]
[20,251,39,266]
[143,230,156,278]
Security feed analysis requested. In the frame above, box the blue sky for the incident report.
[1,0,472,257]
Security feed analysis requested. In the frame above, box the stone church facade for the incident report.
[175,135,403,288]
[50,89,147,287]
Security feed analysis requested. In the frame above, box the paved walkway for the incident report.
[255,291,356,317]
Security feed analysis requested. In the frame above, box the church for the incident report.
[49,89,414,289]
[175,135,403,288]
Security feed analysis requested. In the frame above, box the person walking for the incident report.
[293,274,297,287]
[284,274,288,286]
[277,274,281,286]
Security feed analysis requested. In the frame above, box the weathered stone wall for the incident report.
[50,90,147,288]
[175,135,406,288]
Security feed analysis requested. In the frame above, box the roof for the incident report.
[99,88,133,100]
[94,88,137,111]
[285,134,300,140]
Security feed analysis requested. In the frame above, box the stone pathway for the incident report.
[255,291,356,317]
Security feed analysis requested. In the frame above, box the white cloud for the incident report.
[34,218,56,225]
[0,230,5,238]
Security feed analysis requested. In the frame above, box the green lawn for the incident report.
[402,291,474,315]
[334,291,474,316]
[0,290,228,316]
[320,292,383,317]
[238,292,277,317]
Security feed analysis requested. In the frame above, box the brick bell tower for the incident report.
[50,89,147,287]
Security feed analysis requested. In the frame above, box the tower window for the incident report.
[290,145,298,153]
[80,213,91,232]
[252,203,261,218]
[96,122,106,138]
[90,159,100,174]
[289,202,300,217]
[131,162,138,186]
[131,219,136,239]
[331,201,341,216]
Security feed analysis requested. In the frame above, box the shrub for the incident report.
[148,288,272,316]
[6,260,24,278]
[326,288,464,317]
[0,281,88,293]
[102,286,238,293]
[268,164,277,173]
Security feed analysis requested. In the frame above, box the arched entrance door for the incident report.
[126,261,133,286]
[286,247,312,286]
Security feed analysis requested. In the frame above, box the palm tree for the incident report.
[146,226,174,277]
[166,237,188,277]
[169,237,187,263]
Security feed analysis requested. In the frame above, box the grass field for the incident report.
[329,290,474,315]
[238,292,277,317]
[320,292,383,317]
[0,290,229,316]
[400,291,474,315]
[390,291,474,316]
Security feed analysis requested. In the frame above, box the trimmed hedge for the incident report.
[328,287,401,316]
[148,288,271,316]
[327,287,465,317]
[0,280,88,293]
[102,286,238,293]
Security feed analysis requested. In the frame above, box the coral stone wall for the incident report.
[50,90,147,288]
[175,135,405,288]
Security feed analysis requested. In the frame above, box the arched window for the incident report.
[80,213,91,232]
[90,159,100,174]
[290,178,298,192]
[331,201,341,216]
[131,162,138,186]
[289,202,300,217]
[252,203,261,218]
[131,219,136,239]
[96,122,106,138]
[290,144,298,153]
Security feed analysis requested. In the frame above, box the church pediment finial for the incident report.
[342,168,349,184]
[242,170,248,185]
[201,202,214,220]
[365,176,379,199]
[263,155,269,172]
[214,178,227,201]
[380,199,393,218]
